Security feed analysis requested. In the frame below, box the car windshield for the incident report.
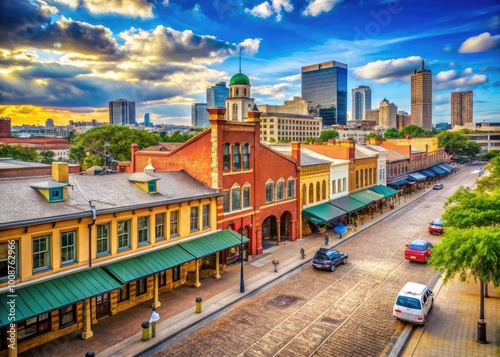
[315,253,328,260]
[432,220,443,226]
[408,244,425,251]
[396,296,421,309]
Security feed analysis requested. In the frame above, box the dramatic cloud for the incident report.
[279,73,301,82]
[253,83,292,99]
[245,0,293,21]
[434,68,488,90]
[351,56,424,83]
[458,32,500,53]
[82,0,156,19]
[303,0,343,17]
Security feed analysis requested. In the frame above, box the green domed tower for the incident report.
[226,71,254,122]
[230,72,250,86]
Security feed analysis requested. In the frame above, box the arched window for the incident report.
[233,143,241,169]
[332,179,336,194]
[302,184,307,206]
[369,168,373,185]
[322,180,326,200]
[356,170,359,189]
[316,182,320,202]
[265,181,274,202]
[242,183,251,208]
[231,184,240,211]
[223,143,230,171]
[338,179,342,193]
[308,183,314,203]
[287,178,295,198]
[243,144,250,169]
[343,178,346,191]
[276,179,284,200]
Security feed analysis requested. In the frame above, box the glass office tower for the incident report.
[207,82,229,108]
[301,61,348,127]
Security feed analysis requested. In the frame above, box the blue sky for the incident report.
[0,0,498,126]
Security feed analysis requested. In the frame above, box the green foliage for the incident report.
[429,158,500,287]
[366,132,383,141]
[437,131,481,158]
[159,130,196,142]
[0,144,39,162]
[383,128,400,139]
[39,150,55,165]
[484,150,500,160]
[70,125,160,166]
[318,130,339,142]
[279,138,291,143]
[399,125,434,138]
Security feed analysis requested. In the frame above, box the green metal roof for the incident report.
[230,72,250,85]
[0,268,121,326]
[104,244,195,284]
[179,229,249,259]
[330,195,367,212]
[302,202,347,224]
[369,185,399,198]
[350,189,384,205]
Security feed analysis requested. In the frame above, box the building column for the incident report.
[7,323,17,357]
[153,274,161,308]
[81,299,93,340]
[194,259,201,287]
[214,252,221,279]
[276,220,281,245]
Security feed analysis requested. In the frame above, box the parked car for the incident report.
[433,183,444,190]
[405,239,433,263]
[312,248,348,271]
[393,282,433,325]
[429,219,444,235]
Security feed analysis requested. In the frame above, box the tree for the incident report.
[484,150,500,160]
[318,130,339,142]
[383,128,400,139]
[437,130,481,159]
[69,125,160,166]
[0,144,39,162]
[366,132,383,141]
[399,125,433,138]
[39,150,55,165]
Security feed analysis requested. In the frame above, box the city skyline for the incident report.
[0,0,498,127]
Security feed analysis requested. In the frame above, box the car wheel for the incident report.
[330,264,336,272]
[342,258,347,264]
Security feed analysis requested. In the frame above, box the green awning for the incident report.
[302,202,347,224]
[330,195,367,213]
[179,229,249,259]
[0,268,121,327]
[350,190,384,205]
[104,244,195,284]
[369,185,399,198]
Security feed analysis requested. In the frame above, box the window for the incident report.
[287,178,294,198]
[49,188,63,202]
[276,180,284,200]
[159,271,167,287]
[223,192,229,212]
[172,266,180,282]
[302,184,307,205]
[136,278,147,296]
[316,182,320,201]
[190,206,199,231]
[59,305,76,328]
[118,284,130,302]
[322,181,327,200]
[33,236,50,271]
[96,293,110,319]
[223,143,230,170]
[96,223,110,255]
[343,178,346,192]
[138,216,149,245]
[18,313,51,341]
[243,144,250,169]
[332,179,336,194]
[155,213,165,241]
[233,143,241,169]
[243,186,250,208]
[148,181,157,193]
[202,204,210,228]
[231,186,241,210]
[265,182,274,202]
[117,220,131,250]
[170,211,179,237]
[61,230,76,264]
[338,179,342,193]
[308,183,314,203]
[0,241,18,281]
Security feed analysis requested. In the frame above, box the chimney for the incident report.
[291,142,301,167]
[52,162,69,183]
[207,108,227,122]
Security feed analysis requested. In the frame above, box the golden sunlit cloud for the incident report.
[0,105,108,126]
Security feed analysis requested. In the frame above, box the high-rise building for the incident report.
[365,109,379,122]
[410,61,432,131]
[207,82,229,108]
[396,111,411,129]
[378,99,397,128]
[451,91,473,127]
[301,60,348,127]
[144,113,151,126]
[191,103,209,128]
[109,99,136,125]
[351,85,371,120]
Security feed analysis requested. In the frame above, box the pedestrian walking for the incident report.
[324,233,329,246]
[300,247,305,259]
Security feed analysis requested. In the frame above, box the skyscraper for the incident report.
[351,85,371,120]
[410,61,432,130]
[378,99,397,128]
[451,91,473,127]
[191,103,209,128]
[206,82,229,108]
[301,60,348,127]
[109,99,136,125]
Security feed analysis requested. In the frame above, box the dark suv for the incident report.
[312,248,348,271]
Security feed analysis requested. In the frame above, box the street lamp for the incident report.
[239,220,245,294]
[104,142,109,168]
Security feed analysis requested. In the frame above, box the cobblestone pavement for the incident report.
[152,179,449,357]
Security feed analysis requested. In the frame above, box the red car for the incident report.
[429,219,444,235]
[405,239,433,263]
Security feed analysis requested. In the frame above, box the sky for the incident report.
[0,0,499,127]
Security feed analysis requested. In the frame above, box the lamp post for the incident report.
[104,142,109,168]
[239,220,245,293]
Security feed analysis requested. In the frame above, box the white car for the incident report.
[393,282,433,325]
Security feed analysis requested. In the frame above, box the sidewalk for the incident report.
[21,172,499,357]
